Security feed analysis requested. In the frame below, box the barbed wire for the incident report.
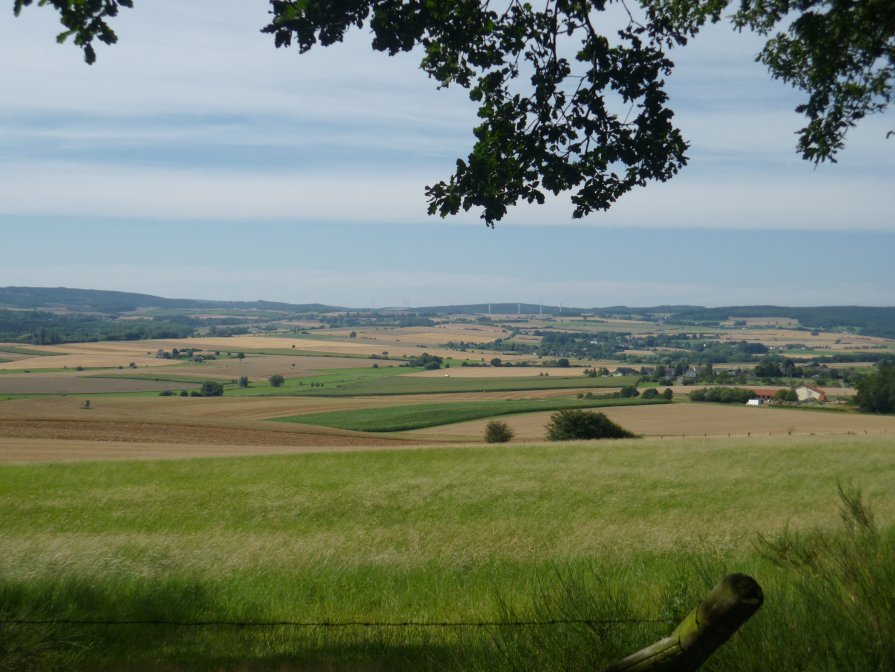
[1,616,674,629]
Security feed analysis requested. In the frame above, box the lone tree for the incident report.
[269,374,285,388]
[199,380,224,397]
[545,408,636,440]
[484,420,515,443]
[15,0,894,225]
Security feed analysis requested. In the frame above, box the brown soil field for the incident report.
[0,374,195,395]
[0,419,411,447]
[408,403,895,442]
[0,436,420,464]
[328,323,511,345]
[0,389,603,427]
[187,335,517,361]
[0,396,402,426]
[0,353,175,371]
[99,355,372,380]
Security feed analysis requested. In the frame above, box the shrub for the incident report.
[619,385,639,398]
[158,390,173,397]
[269,374,285,388]
[199,381,224,397]
[662,388,674,400]
[179,390,188,397]
[238,376,249,388]
[545,409,637,441]
[775,388,798,402]
[641,388,659,399]
[484,420,514,443]
[408,352,443,369]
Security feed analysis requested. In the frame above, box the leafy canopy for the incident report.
[15,0,894,225]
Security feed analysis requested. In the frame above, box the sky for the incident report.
[1,1,893,308]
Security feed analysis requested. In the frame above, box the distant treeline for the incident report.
[0,286,340,314]
[0,310,195,344]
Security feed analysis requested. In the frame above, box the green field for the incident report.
[232,370,637,397]
[0,346,64,356]
[1,436,893,671]
[273,396,666,432]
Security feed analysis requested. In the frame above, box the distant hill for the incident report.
[0,287,343,315]
[2,288,893,341]
[408,303,580,316]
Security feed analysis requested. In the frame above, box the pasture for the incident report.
[1,436,893,670]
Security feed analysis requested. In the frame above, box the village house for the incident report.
[795,384,826,402]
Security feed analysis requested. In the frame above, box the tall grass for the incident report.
[1,438,893,670]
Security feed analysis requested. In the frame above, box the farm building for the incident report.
[750,388,778,402]
[614,367,637,376]
[795,384,826,402]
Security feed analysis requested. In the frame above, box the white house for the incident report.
[795,384,826,402]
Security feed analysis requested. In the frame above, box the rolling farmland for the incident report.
[2,310,894,670]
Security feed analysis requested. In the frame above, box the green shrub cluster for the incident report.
[483,420,514,443]
[545,409,636,441]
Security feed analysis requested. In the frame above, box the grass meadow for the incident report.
[1,435,894,671]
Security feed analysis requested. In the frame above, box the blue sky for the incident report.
[2,1,893,308]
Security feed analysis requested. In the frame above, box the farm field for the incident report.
[1,435,893,670]
[409,402,895,442]
[0,372,197,395]
[273,397,666,432]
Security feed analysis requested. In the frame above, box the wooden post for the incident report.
[602,574,763,672]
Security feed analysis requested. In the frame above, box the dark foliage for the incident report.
[199,381,224,397]
[855,362,895,414]
[545,409,636,441]
[407,353,443,370]
[689,387,755,404]
[484,420,515,443]
[0,309,194,345]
